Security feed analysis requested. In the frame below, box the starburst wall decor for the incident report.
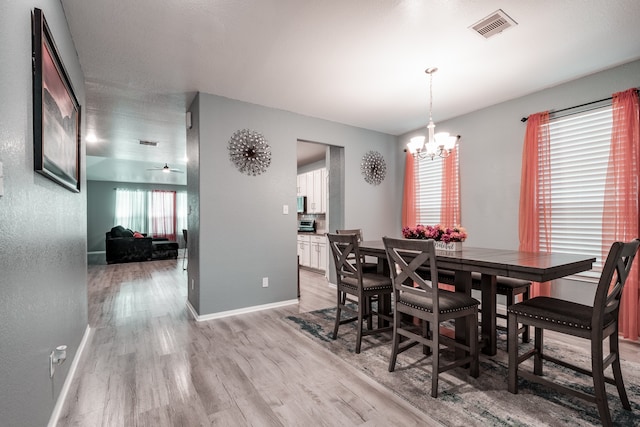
[360,150,386,185]
[228,129,272,176]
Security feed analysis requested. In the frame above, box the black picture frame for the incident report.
[32,8,81,193]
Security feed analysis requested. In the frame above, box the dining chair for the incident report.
[182,229,188,270]
[471,273,532,343]
[383,236,480,398]
[416,267,531,345]
[507,239,640,427]
[335,229,378,273]
[327,233,393,353]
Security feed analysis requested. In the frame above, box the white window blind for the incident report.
[544,105,612,281]
[416,157,444,225]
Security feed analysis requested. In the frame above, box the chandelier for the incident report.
[407,67,459,160]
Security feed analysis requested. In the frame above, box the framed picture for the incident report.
[32,8,81,192]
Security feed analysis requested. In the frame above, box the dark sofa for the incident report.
[105,226,153,264]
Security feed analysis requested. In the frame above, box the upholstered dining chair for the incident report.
[507,239,640,427]
[414,267,532,344]
[471,273,532,344]
[383,236,480,398]
[327,233,393,353]
[335,229,378,273]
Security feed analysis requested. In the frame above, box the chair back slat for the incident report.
[336,229,367,265]
[327,233,363,284]
[383,237,439,314]
[593,239,640,326]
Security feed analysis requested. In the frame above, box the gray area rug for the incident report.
[283,307,640,426]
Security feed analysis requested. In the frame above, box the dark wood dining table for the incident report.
[358,240,596,356]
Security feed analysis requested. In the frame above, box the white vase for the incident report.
[434,241,462,251]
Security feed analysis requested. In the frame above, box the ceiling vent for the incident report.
[139,140,158,147]
[470,9,517,39]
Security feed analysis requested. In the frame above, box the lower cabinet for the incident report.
[297,235,310,267]
[297,234,327,271]
[309,235,327,271]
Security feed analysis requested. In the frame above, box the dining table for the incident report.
[358,240,596,356]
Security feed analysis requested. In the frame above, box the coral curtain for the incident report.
[150,190,177,241]
[437,146,460,293]
[602,88,640,340]
[440,146,460,227]
[518,111,552,297]
[402,151,418,228]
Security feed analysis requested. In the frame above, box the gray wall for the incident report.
[186,94,201,312]
[190,93,398,316]
[87,180,187,252]
[0,2,88,426]
[397,60,640,304]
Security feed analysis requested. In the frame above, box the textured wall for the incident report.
[194,93,397,316]
[0,2,88,426]
[396,60,640,304]
[186,94,201,313]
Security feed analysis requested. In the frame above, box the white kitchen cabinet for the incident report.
[297,235,311,267]
[309,235,327,271]
[304,168,326,213]
[297,168,327,213]
[297,174,307,197]
[298,234,326,271]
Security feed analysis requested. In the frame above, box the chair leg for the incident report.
[388,309,400,372]
[366,296,373,330]
[610,331,631,410]
[431,326,440,398]
[534,327,543,376]
[505,292,514,347]
[469,311,479,378]
[507,312,518,394]
[333,291,342,340]
[355,296,364,354]
[422,320,431,355]
[592,337,613,426]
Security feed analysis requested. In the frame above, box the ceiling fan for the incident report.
[147,163,184,174]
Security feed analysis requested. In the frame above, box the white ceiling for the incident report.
[60,0,640,185]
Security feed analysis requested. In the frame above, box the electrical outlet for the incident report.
[262,277,269,287]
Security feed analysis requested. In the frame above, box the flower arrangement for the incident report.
[402,224,467,243]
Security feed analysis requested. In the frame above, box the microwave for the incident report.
[297,196,306,213]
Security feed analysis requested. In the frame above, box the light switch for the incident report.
[283,204,289,214]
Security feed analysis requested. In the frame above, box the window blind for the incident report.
[545,105,613,281]
[416,156,443,225]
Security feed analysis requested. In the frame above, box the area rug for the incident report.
[283,307,640,426]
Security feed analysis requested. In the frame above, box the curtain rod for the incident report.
[520,96,612,123]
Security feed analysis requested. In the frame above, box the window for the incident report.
[543,104,613,281]
[114,188,187,241]
[415,148,460,225]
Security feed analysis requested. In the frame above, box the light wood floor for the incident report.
[56,260,436,426]
[57,258,640,426]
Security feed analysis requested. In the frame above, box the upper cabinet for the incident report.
[297,174,307,197]
[298,168,326,214]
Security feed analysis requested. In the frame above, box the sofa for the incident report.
[106,226,153,264]
[106,226,180,264]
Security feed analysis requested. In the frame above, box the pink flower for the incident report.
[402,224,467,242]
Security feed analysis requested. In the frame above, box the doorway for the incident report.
[296,140,345,284]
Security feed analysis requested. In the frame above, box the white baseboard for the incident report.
[48,324,93,427]
[87,251,105,255]
[187,298,299,322]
